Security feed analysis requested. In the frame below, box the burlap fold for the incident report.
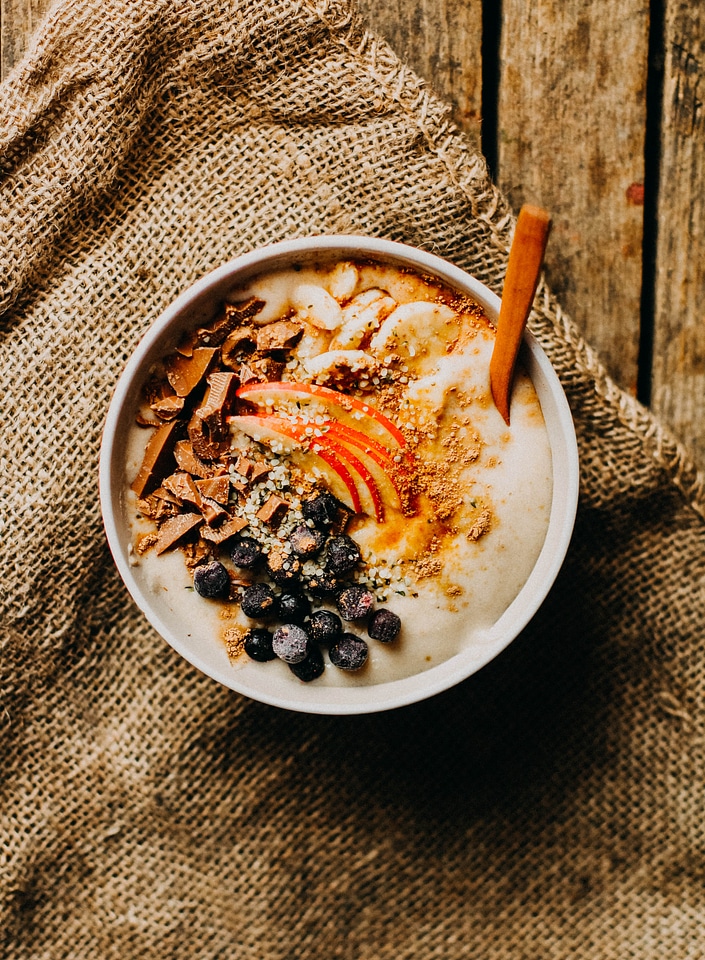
[2,1,704,956]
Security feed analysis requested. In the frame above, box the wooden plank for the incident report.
[1,0,53,80]
[357,0,484,148]
[497,0,650,395]
[650,3,705,467]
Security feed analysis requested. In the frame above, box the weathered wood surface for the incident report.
[3,0,705,469]
[651,2,705,467]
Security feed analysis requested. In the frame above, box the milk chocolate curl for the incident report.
[165,347,217,397]
[130,420,180,498]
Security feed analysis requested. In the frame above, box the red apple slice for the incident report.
[312,434,385,521]
[229,414,361,513]
[230,413,388,520]
[235,381,406,450]
[321,420,408,512]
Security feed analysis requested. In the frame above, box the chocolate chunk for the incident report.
[195,372,238,440]
[188,412,229,460]
[238,358,285,384]
[221,326,256,368]
[199,497,229,526]
[200,516,248,545]
[255,494,289,526]
[165,347,217,397]
[162,472,202,508]
[195,475,230,504]
[130,420,180,498]
[255,320,303,353]
[249,462,271,483]
[154,513,203,554]
[173,440,213,479]
[151,395,185,420]
[196,297,266,347]
[233,455,256,479]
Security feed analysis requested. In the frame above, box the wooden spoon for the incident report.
[489,204,552,424]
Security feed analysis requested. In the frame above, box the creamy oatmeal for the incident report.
[125,257,552,686]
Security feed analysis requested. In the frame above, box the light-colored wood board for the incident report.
[650,2,705,468]
[1,0,53,80]
[357,0,484,148]
[498,0,649,395]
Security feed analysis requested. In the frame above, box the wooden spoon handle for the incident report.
[490,204,552,424]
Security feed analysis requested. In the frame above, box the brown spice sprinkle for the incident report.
[413,555,443,579]
[224,626,248,661]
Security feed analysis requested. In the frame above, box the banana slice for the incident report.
[369,301,457,359]
[303,349,377,379]
[331,289,397,349]
[326,261,359,301]
[291,283,343,330]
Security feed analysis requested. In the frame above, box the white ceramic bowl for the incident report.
[100,235,579,714]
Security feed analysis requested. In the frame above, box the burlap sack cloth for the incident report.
[2,0,705,955]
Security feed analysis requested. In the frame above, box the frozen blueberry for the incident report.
[324,534,362,577]
[305,570,340,598]
[336,584,375,621]
[289,523,326,559]
[278,590,311,624]
[329,633,369,671]
[193,561,230,600]
[368,608,402,644]
[289,644,325,682]
[230,536,262,569]
[301,491,344,529]
[243,628,276,662]
[272,624,310,664]
[306,609,342,646]
[241,582,278,619]
[265,549,301,586]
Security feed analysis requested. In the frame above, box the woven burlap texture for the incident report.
[2,0,705,956]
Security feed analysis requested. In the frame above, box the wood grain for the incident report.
[497,0,650,395]
[490,205,552,424]
[650,2,705,467]
[357,0,484,149]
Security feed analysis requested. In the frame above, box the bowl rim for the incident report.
[100,234,579,714]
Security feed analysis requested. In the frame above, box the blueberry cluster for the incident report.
[192,492,403,682]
